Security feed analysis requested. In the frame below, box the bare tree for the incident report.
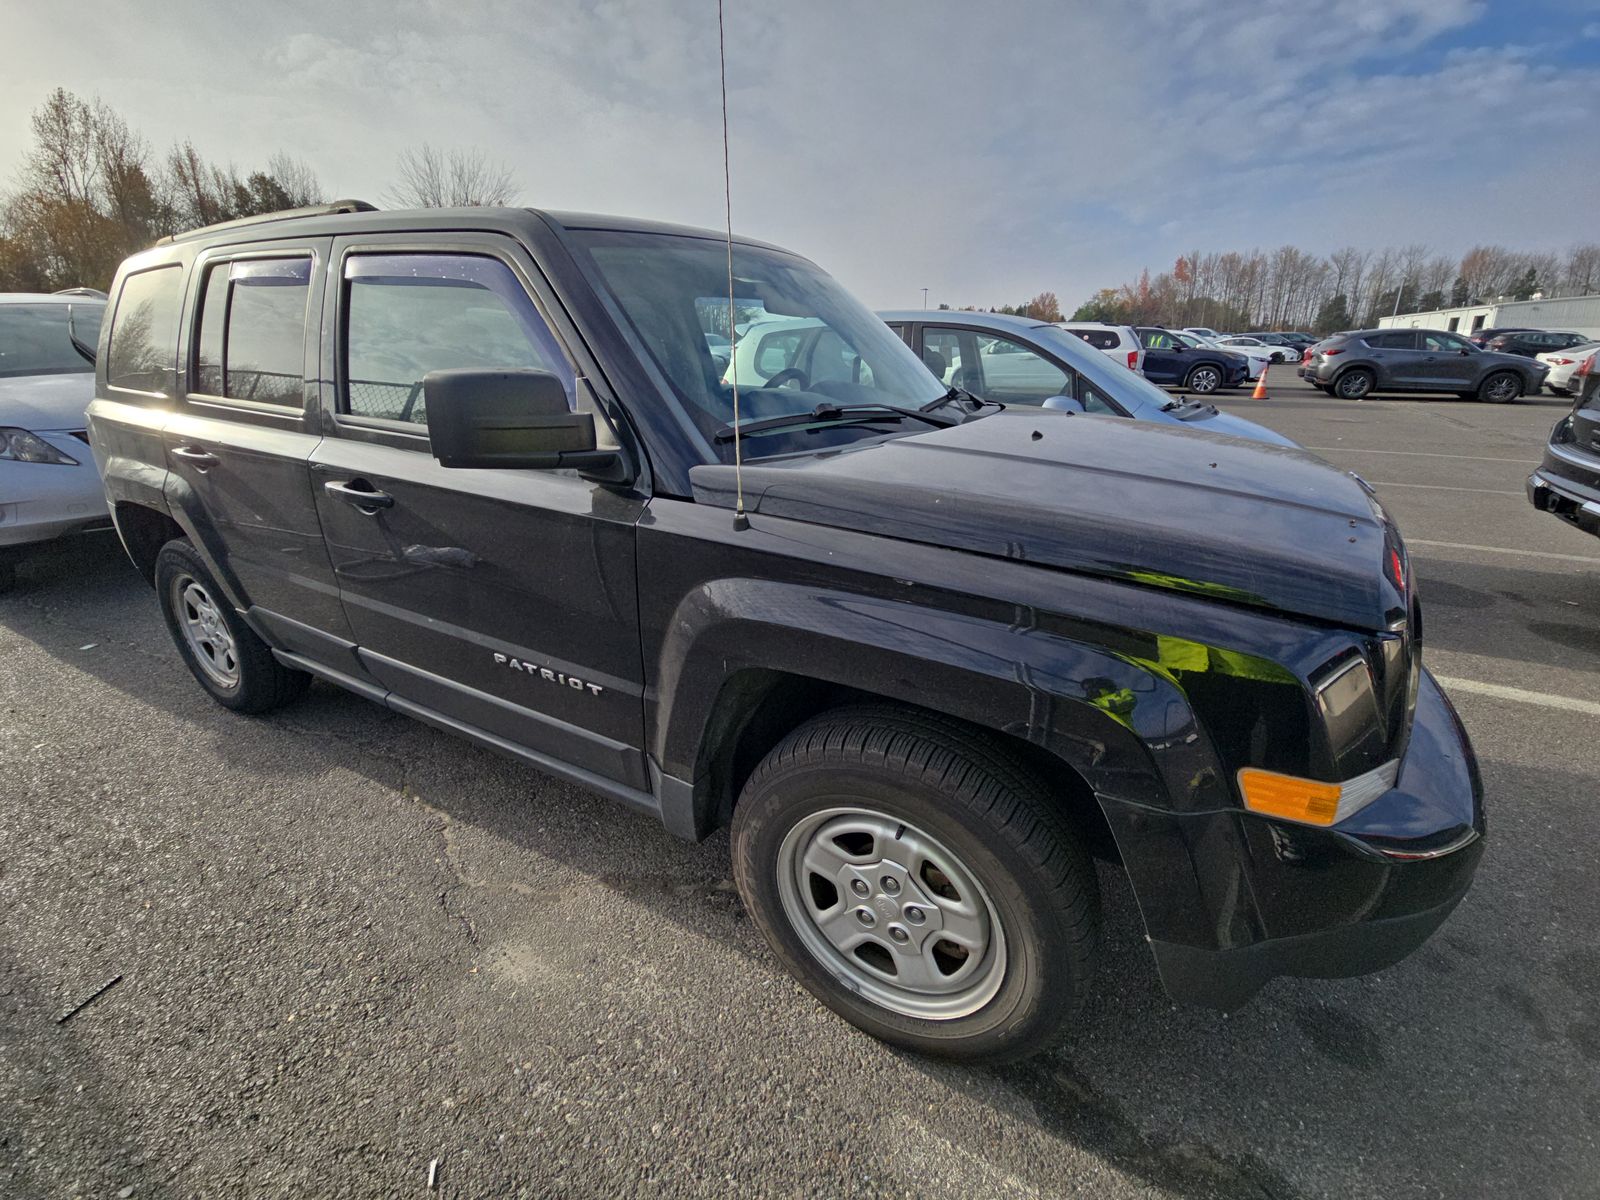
[387,144,517,208]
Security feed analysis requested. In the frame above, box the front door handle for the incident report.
[323,479,394,511]
[171,445,218,469]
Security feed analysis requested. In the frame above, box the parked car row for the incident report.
[0,201,1492,1065]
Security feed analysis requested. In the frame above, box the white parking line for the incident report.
[1306,446,1532,465]
[1368,481,1522,495]
[1410,539,1600,565]
[1434,676,1600,718]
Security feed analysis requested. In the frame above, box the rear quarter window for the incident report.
[1067,329,1118,350]
[107,265,184,395]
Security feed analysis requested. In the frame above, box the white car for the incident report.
[1055,322,1145,373]
[1182,326,1229,341]
[1216,335,1296,365]
[1538,340,1600,395]
[0,292,110,591]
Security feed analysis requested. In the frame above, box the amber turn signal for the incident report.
[1236,760,1400,828]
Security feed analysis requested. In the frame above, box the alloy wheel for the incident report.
[1188,366,1221,394]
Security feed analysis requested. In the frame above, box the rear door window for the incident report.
[192,256,313,407]
[107,265,184,394]
[1366,332,1417,350]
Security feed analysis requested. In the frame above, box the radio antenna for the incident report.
[718,0,749,531]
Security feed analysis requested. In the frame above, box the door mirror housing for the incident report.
[1043,394,1085,413]
[424,369,628,480]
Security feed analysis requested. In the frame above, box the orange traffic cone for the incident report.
[1251,365,1270,400]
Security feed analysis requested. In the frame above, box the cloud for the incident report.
[0,0,1594,308]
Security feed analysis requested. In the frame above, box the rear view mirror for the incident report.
[424,369,627,481]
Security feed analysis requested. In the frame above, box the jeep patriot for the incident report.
[87,202,1484,1061]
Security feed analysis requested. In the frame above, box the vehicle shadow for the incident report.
[5,538,1595,1198]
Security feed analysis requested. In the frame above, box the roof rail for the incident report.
[156,199,379,245]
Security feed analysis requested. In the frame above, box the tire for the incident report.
[154,539,310,713]
[1184,364,1223,394]
[731,705,1100,1063]
[1477,371,1522,404]
[1333,368,1374,400]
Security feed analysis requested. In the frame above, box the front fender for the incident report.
[652,577,1221,813]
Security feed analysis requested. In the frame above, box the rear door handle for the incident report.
[171,445,218,468]
[323,479,394,510]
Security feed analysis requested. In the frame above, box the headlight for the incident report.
[0,428,79,465]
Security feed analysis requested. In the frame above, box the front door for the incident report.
[308,237,650,790]
[1413,330,1480,391]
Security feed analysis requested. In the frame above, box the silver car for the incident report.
[0,292,110,591]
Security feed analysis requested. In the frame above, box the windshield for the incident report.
[1031,325,1201,410]
[572,230,947,459]
[0,302,104,378]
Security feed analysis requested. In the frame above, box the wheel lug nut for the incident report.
[881,877,901,895]
[905,906,925,924]
[889,926,909,943]
[855,908,875,926]
[850,879,870,897]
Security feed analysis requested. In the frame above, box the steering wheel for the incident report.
[762,367,810,390]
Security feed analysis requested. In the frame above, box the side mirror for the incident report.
[1459,348,1471,356]
[1043,394,1085,413]
[424,369,627,481]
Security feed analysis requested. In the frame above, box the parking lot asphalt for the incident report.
[2,373,1597,1199]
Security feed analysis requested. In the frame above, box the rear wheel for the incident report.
[1478,371,1521,404]
[154,539,310,712]
[1185,364,1223,394]
[1334,368,1375,400]
[731,705,1100,1063]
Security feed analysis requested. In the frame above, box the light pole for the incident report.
[921,288,928,310]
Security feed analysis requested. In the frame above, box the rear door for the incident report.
[159,238,359,663]
[1363,331,1421,386]
[307,233,650,790]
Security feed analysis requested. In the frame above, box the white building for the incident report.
[1378,293,1600,340]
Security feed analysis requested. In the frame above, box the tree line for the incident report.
[0,89,519,292]
[1064,242,1600,334]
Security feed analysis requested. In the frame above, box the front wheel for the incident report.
[731,706,1100,1063]
[1184,364,1223,394]
[1478,371,1522,404]
[154,539,310,712]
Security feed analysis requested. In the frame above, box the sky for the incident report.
[1,0,1597,309]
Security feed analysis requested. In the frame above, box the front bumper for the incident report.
[1100,668,1484,1009]
[0,431,111,551]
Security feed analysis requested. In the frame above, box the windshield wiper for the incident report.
[66,305,96,366]
[920,386,1000,416]
[712,401,953,443]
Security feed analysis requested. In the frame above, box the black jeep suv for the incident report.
[88,203,1484,1062]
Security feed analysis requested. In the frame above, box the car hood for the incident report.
[0,373,95,431]
[1177,407,1298,447]
[690,410,1404,630]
